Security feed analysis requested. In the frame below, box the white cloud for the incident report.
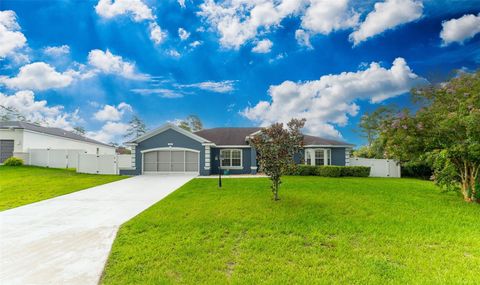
[149,22,167,45]
[242,58,427,138]
[131,88,185,98]
[268,52,287,63]
[295,29,312,49]
[189,40,202,48]
[0,62,73,91]
[95,0,154,21]
[179,80,236,93]
[178,27,190,40]
[198,0,305,49]
[95,0,166,45]
[349,0,423,45]
[178,0,186,8]
[87,121,130,143]
[87,49,147,80]
[0,90,132,143]
[43,45,70,56]
[0,50,146,91]
[440,13,480,46]
[301,0,358,35]
[167,49,181,57]
[131,79,236,98]
[252,39,273,53]
[94,102,132,121]
[0,90,81,130]
[0,10,27,59]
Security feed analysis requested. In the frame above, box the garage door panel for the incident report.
[143,149,199,173]
[158,163,170,171]
[171,151,184,163]
[171,163,184,172]
[158,151,170,161]
[144,163,157,171]
[144,152,157,163]
[185,151,197,163]
[185,162,198,172]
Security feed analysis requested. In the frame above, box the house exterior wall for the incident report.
[331,148,346,165]
[0,129,24,153]
[22,130,115,155]
[293,149,304,164]
[210,147,254,175]
[0,128,114,158]
[131,128,208,175]
[121,126,351,176]
[295,147,347,166]
[207,146,347,175]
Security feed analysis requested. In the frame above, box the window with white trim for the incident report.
[315,149,324,165]
[306,151,312,165]
[305,149,331,166]
[220,149,242,168]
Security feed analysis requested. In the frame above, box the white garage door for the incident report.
[143,149,199,173]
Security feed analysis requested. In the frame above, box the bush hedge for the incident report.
[286,165,370,177]
[316,166,343,177]
[401,161,433,180]
[340,166,370,177]
[3,157,24,166]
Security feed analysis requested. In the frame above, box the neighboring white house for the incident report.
[0,121,115,163]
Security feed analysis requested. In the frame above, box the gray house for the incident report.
[122,123,354,176]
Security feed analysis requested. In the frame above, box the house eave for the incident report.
[128,123,211,144]
[213,145,251,148]
[304,144,355,148]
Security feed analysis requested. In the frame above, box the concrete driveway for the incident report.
[0,174,196,285]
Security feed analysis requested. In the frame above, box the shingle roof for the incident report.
[303,134,353,146]
[195,127,260,145]
[0,121,113,147]
[194,127,353,146]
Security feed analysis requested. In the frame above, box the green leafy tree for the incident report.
[352,140,385,159]
[0,105,26,122]
[250,118,305,201]
[359,106,396,146]
[381,71,480,202]
[355,105,396,158]
[73,126,86,136]
[124,115,147,139]
[178,115,203,132]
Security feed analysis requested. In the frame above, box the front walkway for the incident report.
[0,174,196,285]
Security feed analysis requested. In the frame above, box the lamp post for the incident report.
[215,155,222,188]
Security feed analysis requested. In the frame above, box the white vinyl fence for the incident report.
[28,149,86,168]
[117,154,133,169]
[76,154,133,175]
[350,157,401,178]
[77,154,118,175]
[26,149,133,175]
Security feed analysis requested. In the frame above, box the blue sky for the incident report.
[0,0,479,145]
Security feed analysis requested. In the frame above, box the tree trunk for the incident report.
[272,178,280,201]
[459,163,479,203]
[459,166,471,202]
[468,163,479,203]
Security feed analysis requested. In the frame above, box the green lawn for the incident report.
[0,166,127,211]
[101,177,480,285]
